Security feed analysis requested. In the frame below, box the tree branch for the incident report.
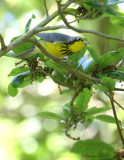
[110,95,124,146]
[37,25,124,42]
[105,92,124,111]
[57,0,124,43]
[114,88,124,92]
[0,0,124,58]
[0,33,7,50]
[70,79,81,116]
[0,0,72,57]
[44,0,49,17]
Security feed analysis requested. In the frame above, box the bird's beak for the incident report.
[83,41,90,44]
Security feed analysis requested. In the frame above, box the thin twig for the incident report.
[0,33,7,50]
[109,95,124,146]
[114,88,124,92]
[57,0,124,43]
[6,23,124,59]
[37,25,124,42]
[44,0,49,17]
[0,0,124,59]
[1,25,124,57]
[69,9,95,23]
[105,92,124,111]
[0,0,72,57]
[113,99,124,111]
[49,73,74,89]
[70,79,81,116]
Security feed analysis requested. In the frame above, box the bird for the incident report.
[12,32,89,59]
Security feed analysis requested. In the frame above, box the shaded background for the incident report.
[0,0,124,160]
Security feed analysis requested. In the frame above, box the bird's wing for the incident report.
[36,33,72,43]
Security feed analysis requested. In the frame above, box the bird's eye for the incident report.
[76,37,83,41]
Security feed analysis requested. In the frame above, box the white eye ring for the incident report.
[76,37,83,41]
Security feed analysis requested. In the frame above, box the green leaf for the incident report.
[86,107,111,115]
[65,8,77,16]
[25,14,36,33]
[103,70,124,81]
[11,36,34,54]
[93,84,109,92]
[8,67,30,76]
[37,111,64,120]
[86,1,116,15]
[44,59,67,74]
[11,71,44,89]
[98,49,124,69]
[85,115,94,123]
[118,67,124,72]
[71,139,116,159]
[53,72,73,88]
[76,88,92,113]
[61,89,74,95]
[36,76,45,83]
[110,13,124,28]
[107,0,124,6]
[8,83,18,97]
[85,48,124,72]
[53,72,66,84]
[12,71,30,88]
[62,106,70,119]
[87,47,99,63]
[100,76,115,91]
[95,115,116,123]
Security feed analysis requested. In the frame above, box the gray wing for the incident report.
[36,33,75,43]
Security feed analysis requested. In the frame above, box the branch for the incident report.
[0,33,7,50]
[70,79,81,116]
[37,25,124,42]
[57,0,124,43]
[105,92,124,146]
[0,0,72,57]
[114,88,124,92]
[110,95,124,146]
[113,99,124,111]
[105,92,124,111]
[44,0,49,17]
[1,0,124,57]
[0,0,124,60]
[6,23,124,59]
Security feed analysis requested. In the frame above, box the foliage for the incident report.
[0,0,124,160]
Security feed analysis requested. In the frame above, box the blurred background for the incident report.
[0,0,124,160]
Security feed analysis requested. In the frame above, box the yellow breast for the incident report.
[37,40,65,57]
[69,41,85,53]
[37,40,85,57]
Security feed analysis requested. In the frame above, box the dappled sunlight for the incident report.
[0,0,124,160]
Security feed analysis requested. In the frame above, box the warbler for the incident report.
[13,33,89,59]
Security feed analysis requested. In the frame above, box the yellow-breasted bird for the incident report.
[13,33,89,59]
